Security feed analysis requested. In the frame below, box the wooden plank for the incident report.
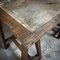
[0,21,9,49]
[24,15,60,48]
[0,8,31,47]
[35,40,42,59]
[58,31,60,39]
[0,0,60,48]
[12,36,30,60]
[0,8,60,48]
[1,0,60,32]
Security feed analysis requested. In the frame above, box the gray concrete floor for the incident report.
[0,23,60,60]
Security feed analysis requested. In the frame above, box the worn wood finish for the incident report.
[35,40,41,59]
[57,24,60,39]
[0,8,60,48]
[56,30,60,39]
[0,21,9,49]
[1,0,60,32]
[58,31,60,39]
[12,36,30,60]
[21,45,30,60]
[52,24,60,39]
[0,8,32,48]
[0,0,60,60]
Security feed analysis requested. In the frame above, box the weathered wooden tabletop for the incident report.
[0,0,60,48]
[0,0,60,32]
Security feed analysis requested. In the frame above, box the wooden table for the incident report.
[0,0,60,60]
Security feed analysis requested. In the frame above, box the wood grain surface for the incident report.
[0,0,60,48]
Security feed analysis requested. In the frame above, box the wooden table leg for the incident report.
[0,21,8,49]
[58,31,60,38]
[57,23,60,39]
[35,40,42,59]
[12,37,30,60]
[21,45,30,60]
[57,31,60,39]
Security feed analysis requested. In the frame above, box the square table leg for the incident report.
[57,24,60,39]
[12,36,30,60]
[21,45,30,60]
[57,31,60,39]
[35,40,42,59]
[0,21,9,49]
